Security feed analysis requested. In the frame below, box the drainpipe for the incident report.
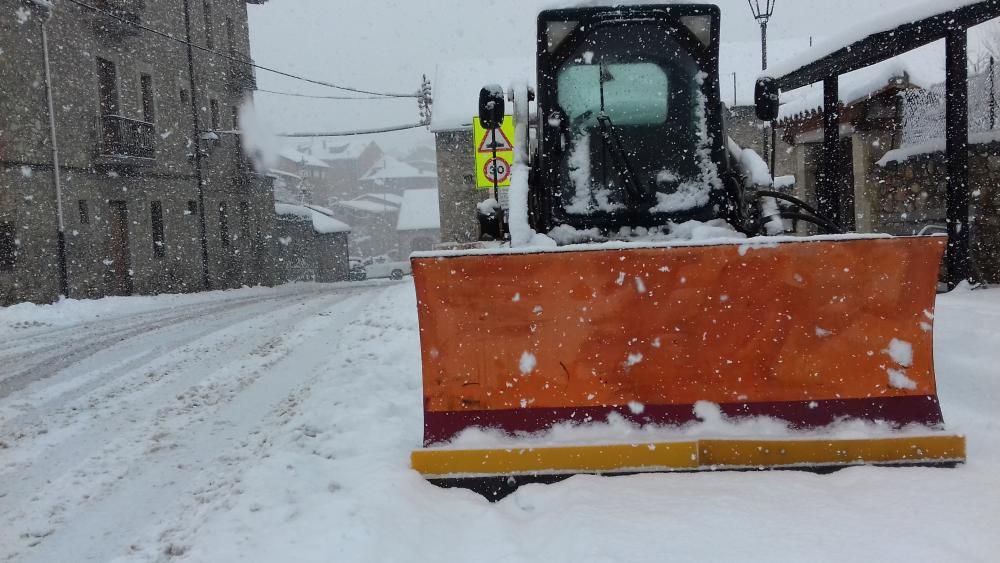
[182,0,211,290]
[37,2,69,298]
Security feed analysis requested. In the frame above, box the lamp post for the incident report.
[748,0,776,71]
[749,0,777,181]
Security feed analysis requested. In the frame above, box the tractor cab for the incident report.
[528,5,743,235]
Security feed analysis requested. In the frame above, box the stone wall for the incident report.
[434,130,480,244]
[869,143,1000,283]
[273,219,349,283]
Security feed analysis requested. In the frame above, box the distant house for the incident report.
[359,155,438,194]
[297,140,383,204]
[331,194,402,258]
[397,189,441,255]
[273,203,351,282]
[276,148,331,204]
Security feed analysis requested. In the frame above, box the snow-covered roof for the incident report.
[266,169,303,182]
[274,203,351,234]
[362,156,437,181]
[299,140,377,162]
[335,198,399,215]
[765,0,982,81]
[358,193,404,206]
[397,189,440,232]
[877,129,1000,166]
[777,42,944,122]
[430,58,536,132]
[278,148,329,169]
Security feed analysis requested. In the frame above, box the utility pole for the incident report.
[36,2,69,298]
[182,0,211,290]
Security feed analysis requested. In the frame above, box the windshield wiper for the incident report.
[596,113,650,207]
[596,62,651,207]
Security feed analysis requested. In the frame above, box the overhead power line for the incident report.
[279,122,429,137]
[256,89,400,101]
[60,0,419,99]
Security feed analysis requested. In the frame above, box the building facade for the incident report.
[0,0,274,305]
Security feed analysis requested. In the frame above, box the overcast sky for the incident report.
[246,0,982,153]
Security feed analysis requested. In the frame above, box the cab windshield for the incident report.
[554,21,711,218]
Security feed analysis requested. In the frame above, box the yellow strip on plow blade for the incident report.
[412,435,965,499]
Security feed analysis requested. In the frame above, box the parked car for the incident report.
[365,259,412,280]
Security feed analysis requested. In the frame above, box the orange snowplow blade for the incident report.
[412,236,949,446]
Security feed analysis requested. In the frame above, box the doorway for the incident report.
[108,201,133,296]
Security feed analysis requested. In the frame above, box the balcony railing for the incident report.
[228,56,257,94]
[92,0,144,37]
[96,115,156,164]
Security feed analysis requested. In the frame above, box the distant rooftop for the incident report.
[397,189,440,232]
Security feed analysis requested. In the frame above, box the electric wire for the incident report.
[61,0,419,98]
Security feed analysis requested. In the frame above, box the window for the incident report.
[210,99,221,130]
[219,202,230,247]
[203,0,214,49]
[97,57,119,115]
[140,73,155,123]
[557,62,669,127]
[78,200,90,225]
[238,201,251,240]
[0,224,16,271]
[150,201,165,257]
[187,200,198,215]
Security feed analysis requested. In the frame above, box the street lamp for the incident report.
[748,0,776,71]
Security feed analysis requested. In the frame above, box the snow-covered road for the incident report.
[0,282,399,562]
[1,281,998,562]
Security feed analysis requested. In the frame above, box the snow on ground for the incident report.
[1,282,999,562]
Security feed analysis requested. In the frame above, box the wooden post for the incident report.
[819,75,841,226]
[945,29,971,289]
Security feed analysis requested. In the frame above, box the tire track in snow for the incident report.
[0,289,336,400]
[0,285,382,562]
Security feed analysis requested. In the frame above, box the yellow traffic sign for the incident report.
[473,115,515,189]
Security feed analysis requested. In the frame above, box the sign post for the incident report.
[473,115,514,189]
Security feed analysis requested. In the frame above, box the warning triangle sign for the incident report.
[478,127,514,153]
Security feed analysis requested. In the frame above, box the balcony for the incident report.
[96,115,156,167]
[92,0,144,38]
[227,56,257,94]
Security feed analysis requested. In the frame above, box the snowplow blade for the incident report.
[410,236,965,495]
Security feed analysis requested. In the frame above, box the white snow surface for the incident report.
[1,282,999,562]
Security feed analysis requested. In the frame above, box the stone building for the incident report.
[0,0,274,305]
[273,203,350,282]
